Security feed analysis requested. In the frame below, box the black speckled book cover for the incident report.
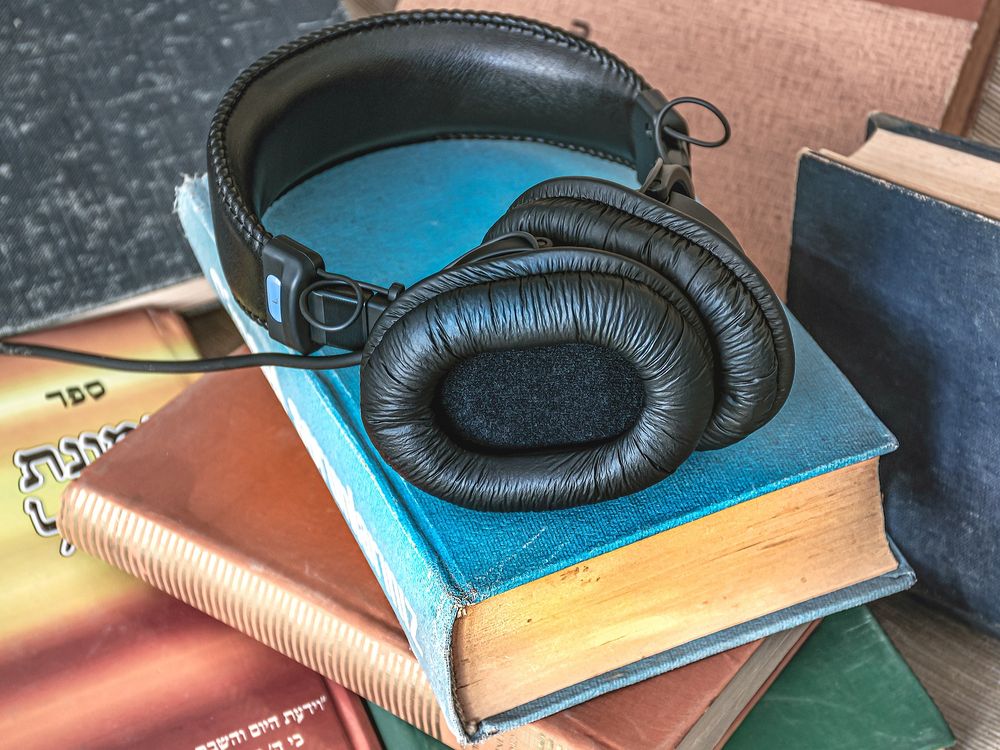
[0,0,346,336]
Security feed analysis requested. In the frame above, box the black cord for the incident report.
[0,341,362,373]
[654,96,731,158]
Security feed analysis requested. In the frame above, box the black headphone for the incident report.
[2,11,794,512]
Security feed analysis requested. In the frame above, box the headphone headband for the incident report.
[207,10,691,352]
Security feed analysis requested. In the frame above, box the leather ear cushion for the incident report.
[485,177,795,449]
[361,249,715,511]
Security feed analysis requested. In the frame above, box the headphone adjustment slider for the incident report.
[301,275,404,352]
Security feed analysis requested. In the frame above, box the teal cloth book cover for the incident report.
[176,140,914,743]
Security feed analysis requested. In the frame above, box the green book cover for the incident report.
[366,703,448,750]
[367,606,953,750]
[726,605,954,750]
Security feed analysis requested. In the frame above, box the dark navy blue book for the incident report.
[788,114,1000,635]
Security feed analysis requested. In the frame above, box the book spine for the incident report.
[59,485,566,750]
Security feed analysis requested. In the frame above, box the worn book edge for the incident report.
[60,474,916,746]
[59,483,557,749]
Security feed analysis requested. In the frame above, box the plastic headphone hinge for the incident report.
[301,279,404,351]
[639,158,695,203]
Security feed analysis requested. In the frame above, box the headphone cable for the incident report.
[0,340,361,373]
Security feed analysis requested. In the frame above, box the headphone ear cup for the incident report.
[486,177,794,449]
[361,249,715,511]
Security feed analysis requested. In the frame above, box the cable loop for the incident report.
[655,96,731,156]
[298,272,364,332]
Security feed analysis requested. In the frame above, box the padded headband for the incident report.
[207,10,691,340]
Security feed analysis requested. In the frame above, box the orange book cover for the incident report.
[0,310,379,750]
[60,363,814,749]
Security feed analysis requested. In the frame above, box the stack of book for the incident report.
[0,308,950,750]
[55,360,952,750]
[40,128,953,748]
[5,3,996,748]
[165,151,917,744]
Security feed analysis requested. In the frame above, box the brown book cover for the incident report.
[0,311,379,750]
[60,365,813,749]
[394,0,981,295]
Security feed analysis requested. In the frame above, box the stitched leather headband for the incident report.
[207,10,689,334]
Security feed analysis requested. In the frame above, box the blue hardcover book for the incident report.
[788,114,1000,636]
[176,140,914,744]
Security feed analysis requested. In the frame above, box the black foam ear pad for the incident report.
[485,177,794,449]
[361,249,715,511]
